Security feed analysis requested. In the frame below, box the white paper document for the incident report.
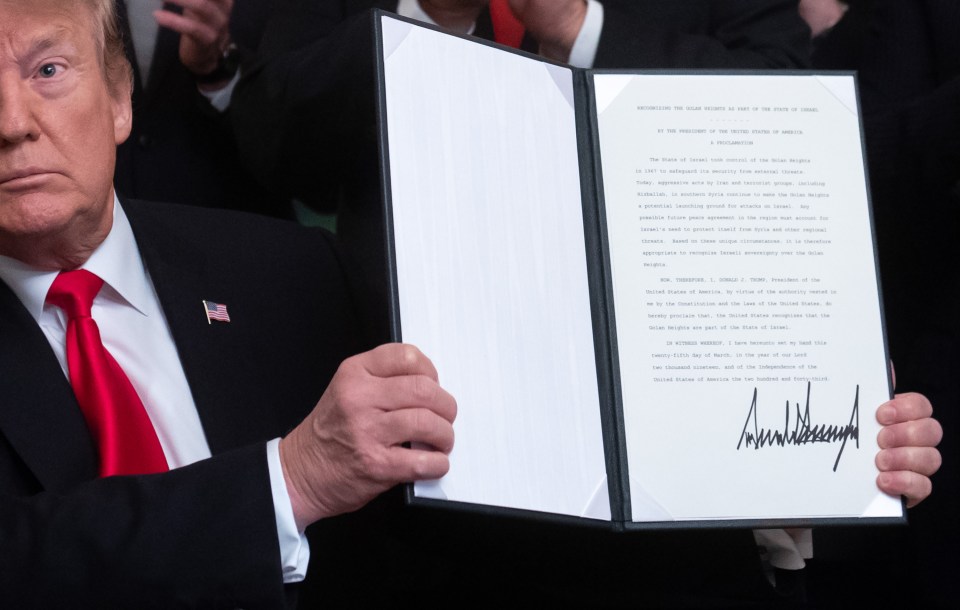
[596,73,898,521]
[378,13,900,525]
[382,16,610,519]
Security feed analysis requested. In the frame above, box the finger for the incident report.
[381,445,451,482]
[154,10,221,45]
[876,446,942,477]
[378,408,455,453]
[324,367,455,426]
[361,343,440,381]
[877,417,943,449]
[370,374,457,421]
[875,391,933,425]
[877,470,932,508]
[889,360,896,390]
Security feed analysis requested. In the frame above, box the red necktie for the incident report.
[46,270,168,477]
[489,0,525,48]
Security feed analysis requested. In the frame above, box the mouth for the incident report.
[0,168,58,190]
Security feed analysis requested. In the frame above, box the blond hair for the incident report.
[86,0,132,96]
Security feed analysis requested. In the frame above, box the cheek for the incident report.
[60,104,119,196]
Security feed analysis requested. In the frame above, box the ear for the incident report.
[111,77,132,146]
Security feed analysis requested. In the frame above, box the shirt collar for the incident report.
[0,195,152,322]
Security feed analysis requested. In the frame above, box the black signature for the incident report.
[736,382,860,471]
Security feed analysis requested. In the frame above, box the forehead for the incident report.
[0,0,97,53]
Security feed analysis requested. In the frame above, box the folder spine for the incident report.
[575,70,632,526]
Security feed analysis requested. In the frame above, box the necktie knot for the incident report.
[46,269,104,319]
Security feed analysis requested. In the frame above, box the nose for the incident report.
[0,73,40,146]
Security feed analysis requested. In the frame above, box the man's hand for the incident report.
[875,392,942,508]
[508,0,588,61]
[280,344,457,530]
[154,0,233,78]
[798,0,848,38]
[420,0,488,33]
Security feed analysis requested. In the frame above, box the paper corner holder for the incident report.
[380,13,415,60]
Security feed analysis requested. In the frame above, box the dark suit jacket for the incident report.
[113,1,288,217]
[0,199,367,608]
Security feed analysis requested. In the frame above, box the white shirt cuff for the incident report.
[568,0,604,68]
[266,438,310,583]
[198,71,240,113]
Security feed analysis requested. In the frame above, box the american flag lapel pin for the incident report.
[203,300,231,324]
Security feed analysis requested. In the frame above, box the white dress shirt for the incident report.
[0,196,309,583]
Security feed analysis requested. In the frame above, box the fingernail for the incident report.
[877,427,892,448]
[876,450,890,470]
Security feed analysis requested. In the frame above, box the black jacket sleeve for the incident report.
[0,445,288,609]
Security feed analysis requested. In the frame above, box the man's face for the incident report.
[0,0,131,267]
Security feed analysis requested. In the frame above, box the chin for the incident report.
[0,191,110,257]
[0,196,79,235]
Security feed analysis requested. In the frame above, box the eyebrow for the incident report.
[32,37,61,55]
[21,27,77,64]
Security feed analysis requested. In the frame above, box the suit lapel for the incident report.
[0,283,98,491]
[122,201,270,455]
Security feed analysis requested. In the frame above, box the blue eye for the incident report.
[38,63,58,78]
